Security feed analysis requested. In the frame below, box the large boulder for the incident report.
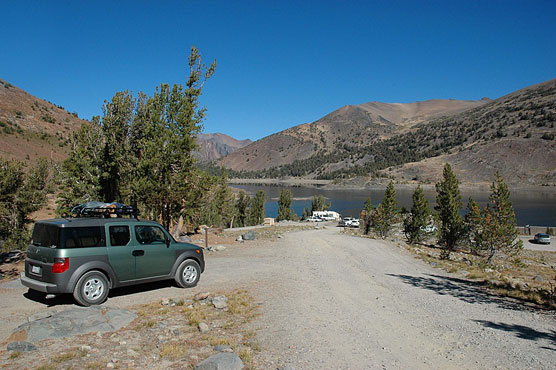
[194,352,244,370]
[10,307,137,343]
[242,231,256,241]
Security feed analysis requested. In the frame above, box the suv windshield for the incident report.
[31,223,60,247]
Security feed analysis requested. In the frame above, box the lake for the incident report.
[232,184,556,227]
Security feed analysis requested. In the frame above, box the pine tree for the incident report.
[373,182,397,238]
[403,185,431,244]
[0,157,53,251]
[361,196,373,234]
[435,163,464,257]
[277,189,295,221]
[482,172,522,263]
[248,190,266,225]
[311,195,330,213]
[464,197,484,254]
[235,191,250,227]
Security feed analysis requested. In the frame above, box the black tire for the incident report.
[175,259,201,288]
[73,271,109,306]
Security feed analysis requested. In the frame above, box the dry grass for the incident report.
[159,341,189,360]
[404,242,556,309]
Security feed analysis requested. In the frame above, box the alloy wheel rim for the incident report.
[182,265,198,283]
[84,278,103,301]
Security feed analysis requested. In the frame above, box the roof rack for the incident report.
[70,203,139,219]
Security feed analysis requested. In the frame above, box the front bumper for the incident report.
[20,273,60,293]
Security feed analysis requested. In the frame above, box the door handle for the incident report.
[132,250,145,256]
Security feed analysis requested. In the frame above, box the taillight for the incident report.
[52,257,69,273]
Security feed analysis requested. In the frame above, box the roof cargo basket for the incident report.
[70,202,139,218]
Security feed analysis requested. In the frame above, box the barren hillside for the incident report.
[0,79,87,163]
[194,133,251,162]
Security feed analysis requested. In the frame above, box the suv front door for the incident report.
[133,224,175,279]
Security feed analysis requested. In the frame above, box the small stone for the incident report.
[119,341,127,345]
[212,295,228,309]
[484,268,494,273]
[534,275,544,282]
[161,298,170,306]
[214,245,226,251]
[242,231,256,241]
[214,344,233,352]
[81,345,92,352]
[194,352,244,370]
[194,292,210,301]
[236,235,243,242]
[7,341,37,352]
[198,322,210,333]
[107,363,115,369]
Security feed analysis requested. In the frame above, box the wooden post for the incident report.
[205,228,208,250]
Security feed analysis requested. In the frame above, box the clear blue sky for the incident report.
[2,1,555,141]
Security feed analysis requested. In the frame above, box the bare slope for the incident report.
[222,98,490,171]
[194,132,251,162]
[0,79,87,163]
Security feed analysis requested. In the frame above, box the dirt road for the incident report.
[1,226,555,369]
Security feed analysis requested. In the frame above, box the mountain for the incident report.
[221,98,490,172]
[194,133,252,162]
[0,78,87,163]
[221,78,556,185]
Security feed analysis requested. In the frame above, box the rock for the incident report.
[194,352,244,370]
[213,245,226,252]
[484,268,494,273]
[212,295,228,309]
[195,292,211,301]
[11,306,137,343]
[242,231,256,241]
[161,298,170,306]
[107,362,115,368]
[7,341,37,352]
[236,235,243,242]
[80,345,92,352]
[214,344,233,352]
[179,235,193,242]
[534,275,544,282]
[198,322,210,333]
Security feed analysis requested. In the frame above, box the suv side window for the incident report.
[109,226,130,246]
[62,227,105,248]
[135,225,167,245]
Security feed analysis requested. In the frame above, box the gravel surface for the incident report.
[1,226,555,369]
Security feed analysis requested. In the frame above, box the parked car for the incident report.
[421,224,437,233]
[339,217,354,226]
[350,219,360,228]
[534,233,551,244]
[21,204,204,306]
[305,216,323,222]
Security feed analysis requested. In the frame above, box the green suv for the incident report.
[21,206,204,306]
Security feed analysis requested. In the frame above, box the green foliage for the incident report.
[277,189,295,221]
[248,190,266,225]
[361,196,373,234]
[403,185,431,244]
[372,182,397,238]
[464,197,485,254]
[311,195,330,213]
[58,47,225,230]
[0,157,53,251]
[235,191,250,228]
[482,173,522,263]
[435,164,464,257]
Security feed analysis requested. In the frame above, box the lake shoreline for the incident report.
[228,177,556,193]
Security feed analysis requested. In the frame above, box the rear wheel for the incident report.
[73,271,109,306]
[175,260,201,288]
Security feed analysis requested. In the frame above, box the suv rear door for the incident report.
[106,223,135,282]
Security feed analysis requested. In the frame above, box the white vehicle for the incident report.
[313,211,341,221]
[305,216,323,222]
[350,219,360,228]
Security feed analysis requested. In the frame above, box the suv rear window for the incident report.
[31,223,60,248]
[62,227,105,248]
[109,226,130,246]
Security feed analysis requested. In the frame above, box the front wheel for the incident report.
[73,271,109,306]
[175,260,201,288]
